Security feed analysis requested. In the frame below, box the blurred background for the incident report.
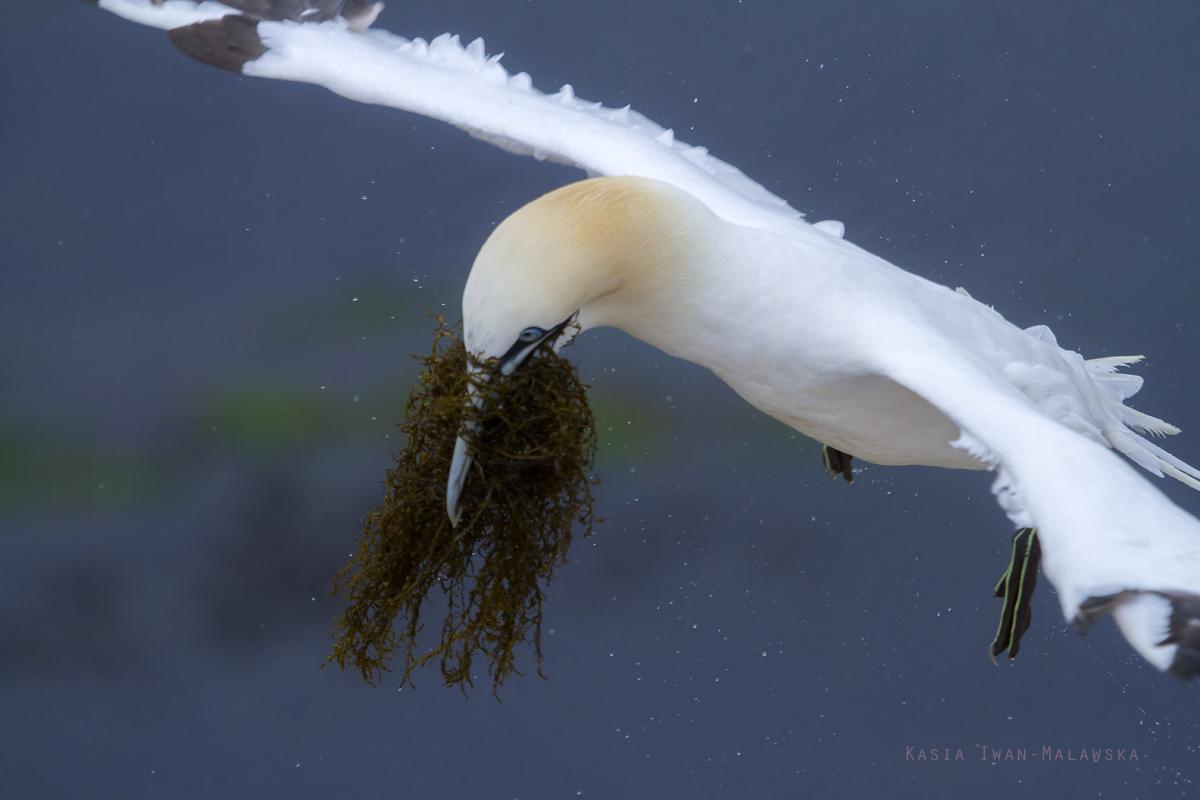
[2,1,1198,797]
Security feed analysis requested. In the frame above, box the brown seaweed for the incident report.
[327,318,599,695]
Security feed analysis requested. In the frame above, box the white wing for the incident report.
[856,299,1200,679]
[97,0,240,29]
[96,0,804,235]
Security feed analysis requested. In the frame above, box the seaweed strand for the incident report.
[327,319,598,695]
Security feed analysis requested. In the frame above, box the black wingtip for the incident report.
[1156,591,1200,682]
[1073,590,1200,682]
[1070,592,1124,636]
[1167,647,1200,681]
[167,16,267,74]
[342,0,384,31]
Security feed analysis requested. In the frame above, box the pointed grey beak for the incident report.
[446,363,485,527]
[445,315,577,526]
[446,433,472,527]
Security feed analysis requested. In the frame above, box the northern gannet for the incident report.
[90,0,1200,681]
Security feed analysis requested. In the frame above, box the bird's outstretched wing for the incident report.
[865,320,1200,679]
[93,0,803,234]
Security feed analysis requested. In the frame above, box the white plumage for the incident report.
[93,0,1200,680]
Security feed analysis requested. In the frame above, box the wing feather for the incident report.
[95,0,802,233]
[98,0,240,29]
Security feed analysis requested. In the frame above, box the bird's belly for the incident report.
[726,370,988,471]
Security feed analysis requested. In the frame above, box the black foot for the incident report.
[990,527,1041,661]
[822,445,853,483]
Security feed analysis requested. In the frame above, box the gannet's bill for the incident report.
[91,0,1200,681]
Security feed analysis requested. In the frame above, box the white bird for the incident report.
[92,0,1200,680]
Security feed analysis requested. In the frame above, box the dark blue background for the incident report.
[2,2,1198,797]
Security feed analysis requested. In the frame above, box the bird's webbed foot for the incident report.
[822,445,854,483]
[990,527,1041,662]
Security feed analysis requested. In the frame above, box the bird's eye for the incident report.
[518,327,545,343]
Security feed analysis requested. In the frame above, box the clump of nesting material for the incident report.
[328,319,598,694]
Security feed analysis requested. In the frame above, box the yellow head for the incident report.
[448,175,708,524]
[462,175,703,369]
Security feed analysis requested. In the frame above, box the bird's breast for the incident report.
[716,365,986,470]
[640,225,988,471]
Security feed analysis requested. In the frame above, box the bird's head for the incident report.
[447,175,700,523]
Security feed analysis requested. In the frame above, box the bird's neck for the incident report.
[565,178,728,354]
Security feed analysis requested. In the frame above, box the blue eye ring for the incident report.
[518,326,545,343]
